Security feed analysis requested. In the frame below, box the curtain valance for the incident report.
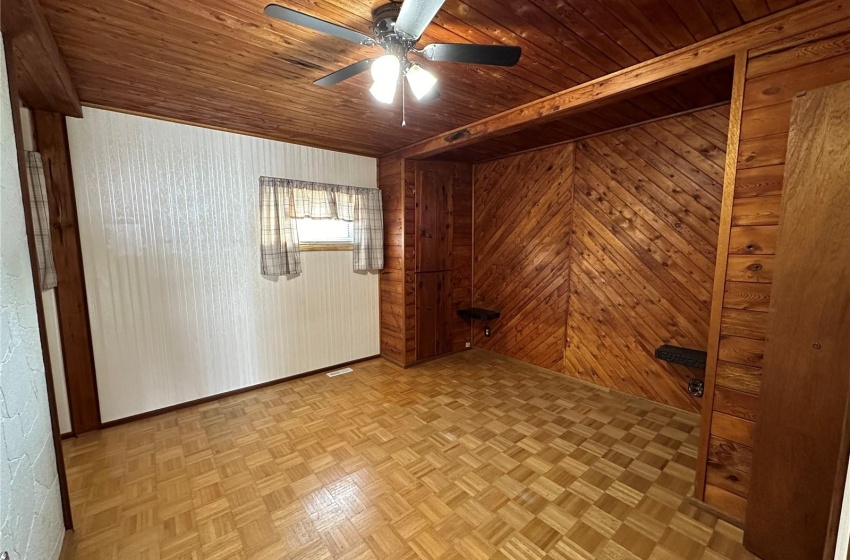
[259,177,383,275]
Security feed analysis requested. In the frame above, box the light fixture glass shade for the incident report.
[405,63,437,100]
[371,54,400,84]
[370,80,396,104]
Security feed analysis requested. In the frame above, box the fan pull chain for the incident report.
[401,73,407,127]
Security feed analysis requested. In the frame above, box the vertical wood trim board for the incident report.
[743,80,850,560]
[700,28,850,522]
[695,52,749,501]
[32,109,101,434]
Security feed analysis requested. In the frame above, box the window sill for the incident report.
[300,243,353,252]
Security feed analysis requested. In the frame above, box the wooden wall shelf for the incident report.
[457,307,501,321]
[654,345,708,369]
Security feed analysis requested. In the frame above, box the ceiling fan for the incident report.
[264,0,522,110]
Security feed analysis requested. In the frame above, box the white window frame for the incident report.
[295,216,354,251]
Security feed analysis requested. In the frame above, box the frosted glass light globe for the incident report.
[370,79,397,104]
[406,63,437,100]
[371,54,400,84]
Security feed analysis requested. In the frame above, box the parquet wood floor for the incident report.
[63,351,757,559]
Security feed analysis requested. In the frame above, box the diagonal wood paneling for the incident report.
[567,106,728,412]
[471,106,728,412]
[472,145,574,372]
[700,28,850,520]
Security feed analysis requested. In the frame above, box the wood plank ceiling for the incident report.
[41,0,807,156]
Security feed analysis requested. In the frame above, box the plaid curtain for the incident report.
[25,151,58,290]
[259,177,383,275]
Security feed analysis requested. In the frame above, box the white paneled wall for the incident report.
[67,108,380,422]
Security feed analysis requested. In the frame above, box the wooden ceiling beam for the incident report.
[387,0,849,160]
[2,0,81,117]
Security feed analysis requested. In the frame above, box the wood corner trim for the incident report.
[694,52,749,502]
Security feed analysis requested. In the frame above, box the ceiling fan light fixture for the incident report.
[370,54,400,85]
[370,79,397,104]
[405,63,437,100]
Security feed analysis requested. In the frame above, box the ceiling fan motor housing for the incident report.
[372,2,416,54]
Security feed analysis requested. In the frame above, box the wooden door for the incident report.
[416,272,439,360]
[416,271,452,360]
[744,81,850,560]
[415,162,453,272]
[436,272,453,356]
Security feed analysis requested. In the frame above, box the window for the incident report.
[296,217,353,250]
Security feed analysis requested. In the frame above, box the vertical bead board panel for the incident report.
[68,108,380,422]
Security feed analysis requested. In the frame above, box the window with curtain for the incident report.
[295,217,353,246]
[259,177,383,275]
[25,151,58,290]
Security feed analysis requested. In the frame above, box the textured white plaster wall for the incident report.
[67,108,381,422]
[0,34,65,560]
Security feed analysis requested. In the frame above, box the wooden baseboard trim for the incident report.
[379,347,471,369]
[97,355,381,430]
[401,348,471,369]
[688,495,745,528]
[58,530,75,560]
[379,353,405,368]
[60,432,74,440]
[480,348,698,418]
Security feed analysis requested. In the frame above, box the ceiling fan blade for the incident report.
[422,43,522,66]
[395,0,445,40]
[314,59,374,87]
[265,4,374,45]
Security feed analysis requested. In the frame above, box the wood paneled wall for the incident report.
[698,28,850,521]
[472,145,575,372]
[743,79,850,560]
[569,107,727,412]
[379,158,471,366]
[378,158,408,364]
[471,107,728,411]
[33,110,101,434]
[448,166,473,353]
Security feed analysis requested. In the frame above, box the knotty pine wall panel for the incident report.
[381,159,471,366]
[472,145,574,373]
[471,107,728,412]
[700,29,850,520]
[568,106,727,412]
[378,156,406,365]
